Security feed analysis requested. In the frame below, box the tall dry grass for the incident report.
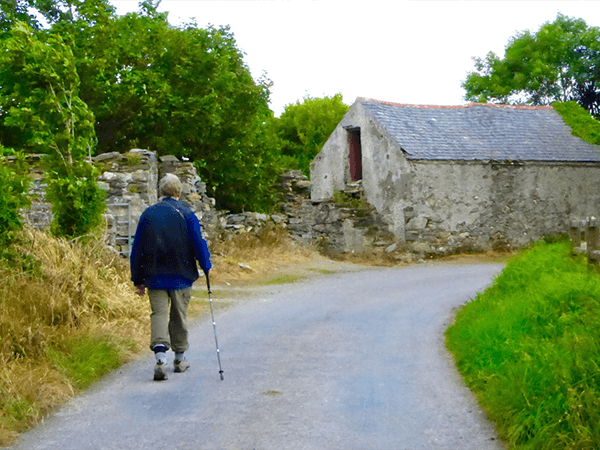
[208,224,317,283]
[0,229,149,446]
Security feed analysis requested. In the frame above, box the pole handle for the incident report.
[204,270,212,293]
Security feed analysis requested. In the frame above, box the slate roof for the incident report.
[359,98,600,162]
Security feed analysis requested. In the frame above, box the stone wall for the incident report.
[22,150,219,256]
[569,216,600,263]
[281,171,395,255]
[95,149,159,254]
[22,155,52,230]
[27,152,518,260]
[400,160,600,256]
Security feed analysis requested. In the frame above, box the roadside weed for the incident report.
[46,334,136,390]
[256,274,303,285]
[446,239,600,449]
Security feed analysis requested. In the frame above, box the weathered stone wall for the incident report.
[281,171,394,254]
[95,150,159,254]
[22,150,219,255]
[402,160,600,255]
[569,216,600,262]
[157,155,217,226]
[22,155,52,230]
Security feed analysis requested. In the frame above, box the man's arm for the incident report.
[130,215,147,291]
[187,212,212,273]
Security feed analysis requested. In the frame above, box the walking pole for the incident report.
[205,271,224,381]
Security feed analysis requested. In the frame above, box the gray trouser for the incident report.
[148,287,192,353]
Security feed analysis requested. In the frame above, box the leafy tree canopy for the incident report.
[463,14,600,116]
[275,94,349,176]
[0,0,281,212]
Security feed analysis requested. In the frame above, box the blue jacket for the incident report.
[130,198,212,290]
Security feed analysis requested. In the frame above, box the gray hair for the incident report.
[159,173,181,198]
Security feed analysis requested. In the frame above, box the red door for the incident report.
[348,129,362,181]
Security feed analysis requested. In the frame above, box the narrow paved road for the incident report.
[10,263,506,450]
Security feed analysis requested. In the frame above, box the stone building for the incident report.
[310,98,600,254]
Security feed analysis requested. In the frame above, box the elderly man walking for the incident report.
[130,173,212,381]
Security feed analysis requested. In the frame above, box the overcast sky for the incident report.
[111,1,600,116]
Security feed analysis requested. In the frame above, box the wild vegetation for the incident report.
[553,101,600,146]
[0,0,348,214]
[0,228,147,446]
[446,239,600,449]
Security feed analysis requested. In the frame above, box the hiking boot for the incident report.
[154,361,168,381]
[174,358,190,373]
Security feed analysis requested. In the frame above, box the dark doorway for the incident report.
[348,128,362,181]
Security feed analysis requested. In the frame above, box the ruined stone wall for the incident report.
[22,150,219,255]
[95,149,159,254]
[281,171,394,255]
[22,155,52,230]
[569,216,600,263]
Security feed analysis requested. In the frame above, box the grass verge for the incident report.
[446,238,600,449]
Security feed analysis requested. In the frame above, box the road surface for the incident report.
[9,262,506,449]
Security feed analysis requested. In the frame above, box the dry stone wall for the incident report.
[23,150,219,255]
[22,155,52,230]
[569,216,600,263]
[280,171,395,255]
[95,149,159,254]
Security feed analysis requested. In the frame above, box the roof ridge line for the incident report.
[357,97,554,110]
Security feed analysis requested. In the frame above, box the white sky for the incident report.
[111,0,600,116]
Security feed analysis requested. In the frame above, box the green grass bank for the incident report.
[446,239,600,449]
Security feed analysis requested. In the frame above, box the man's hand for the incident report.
[135,285,146,296]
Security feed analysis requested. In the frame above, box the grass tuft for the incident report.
[446,239,600,449]
[45,334,136,390]
[255,274,303,285]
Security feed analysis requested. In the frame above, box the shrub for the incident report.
[45,161,106,239]
[0,148,31,240]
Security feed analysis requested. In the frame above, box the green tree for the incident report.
[275,94,349,176]
[208,103,283,212]
[463,14,600,116]
[9,0,280,212]
[0,1,284,212]
[0,22,105,237]
[0,0,40,38]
